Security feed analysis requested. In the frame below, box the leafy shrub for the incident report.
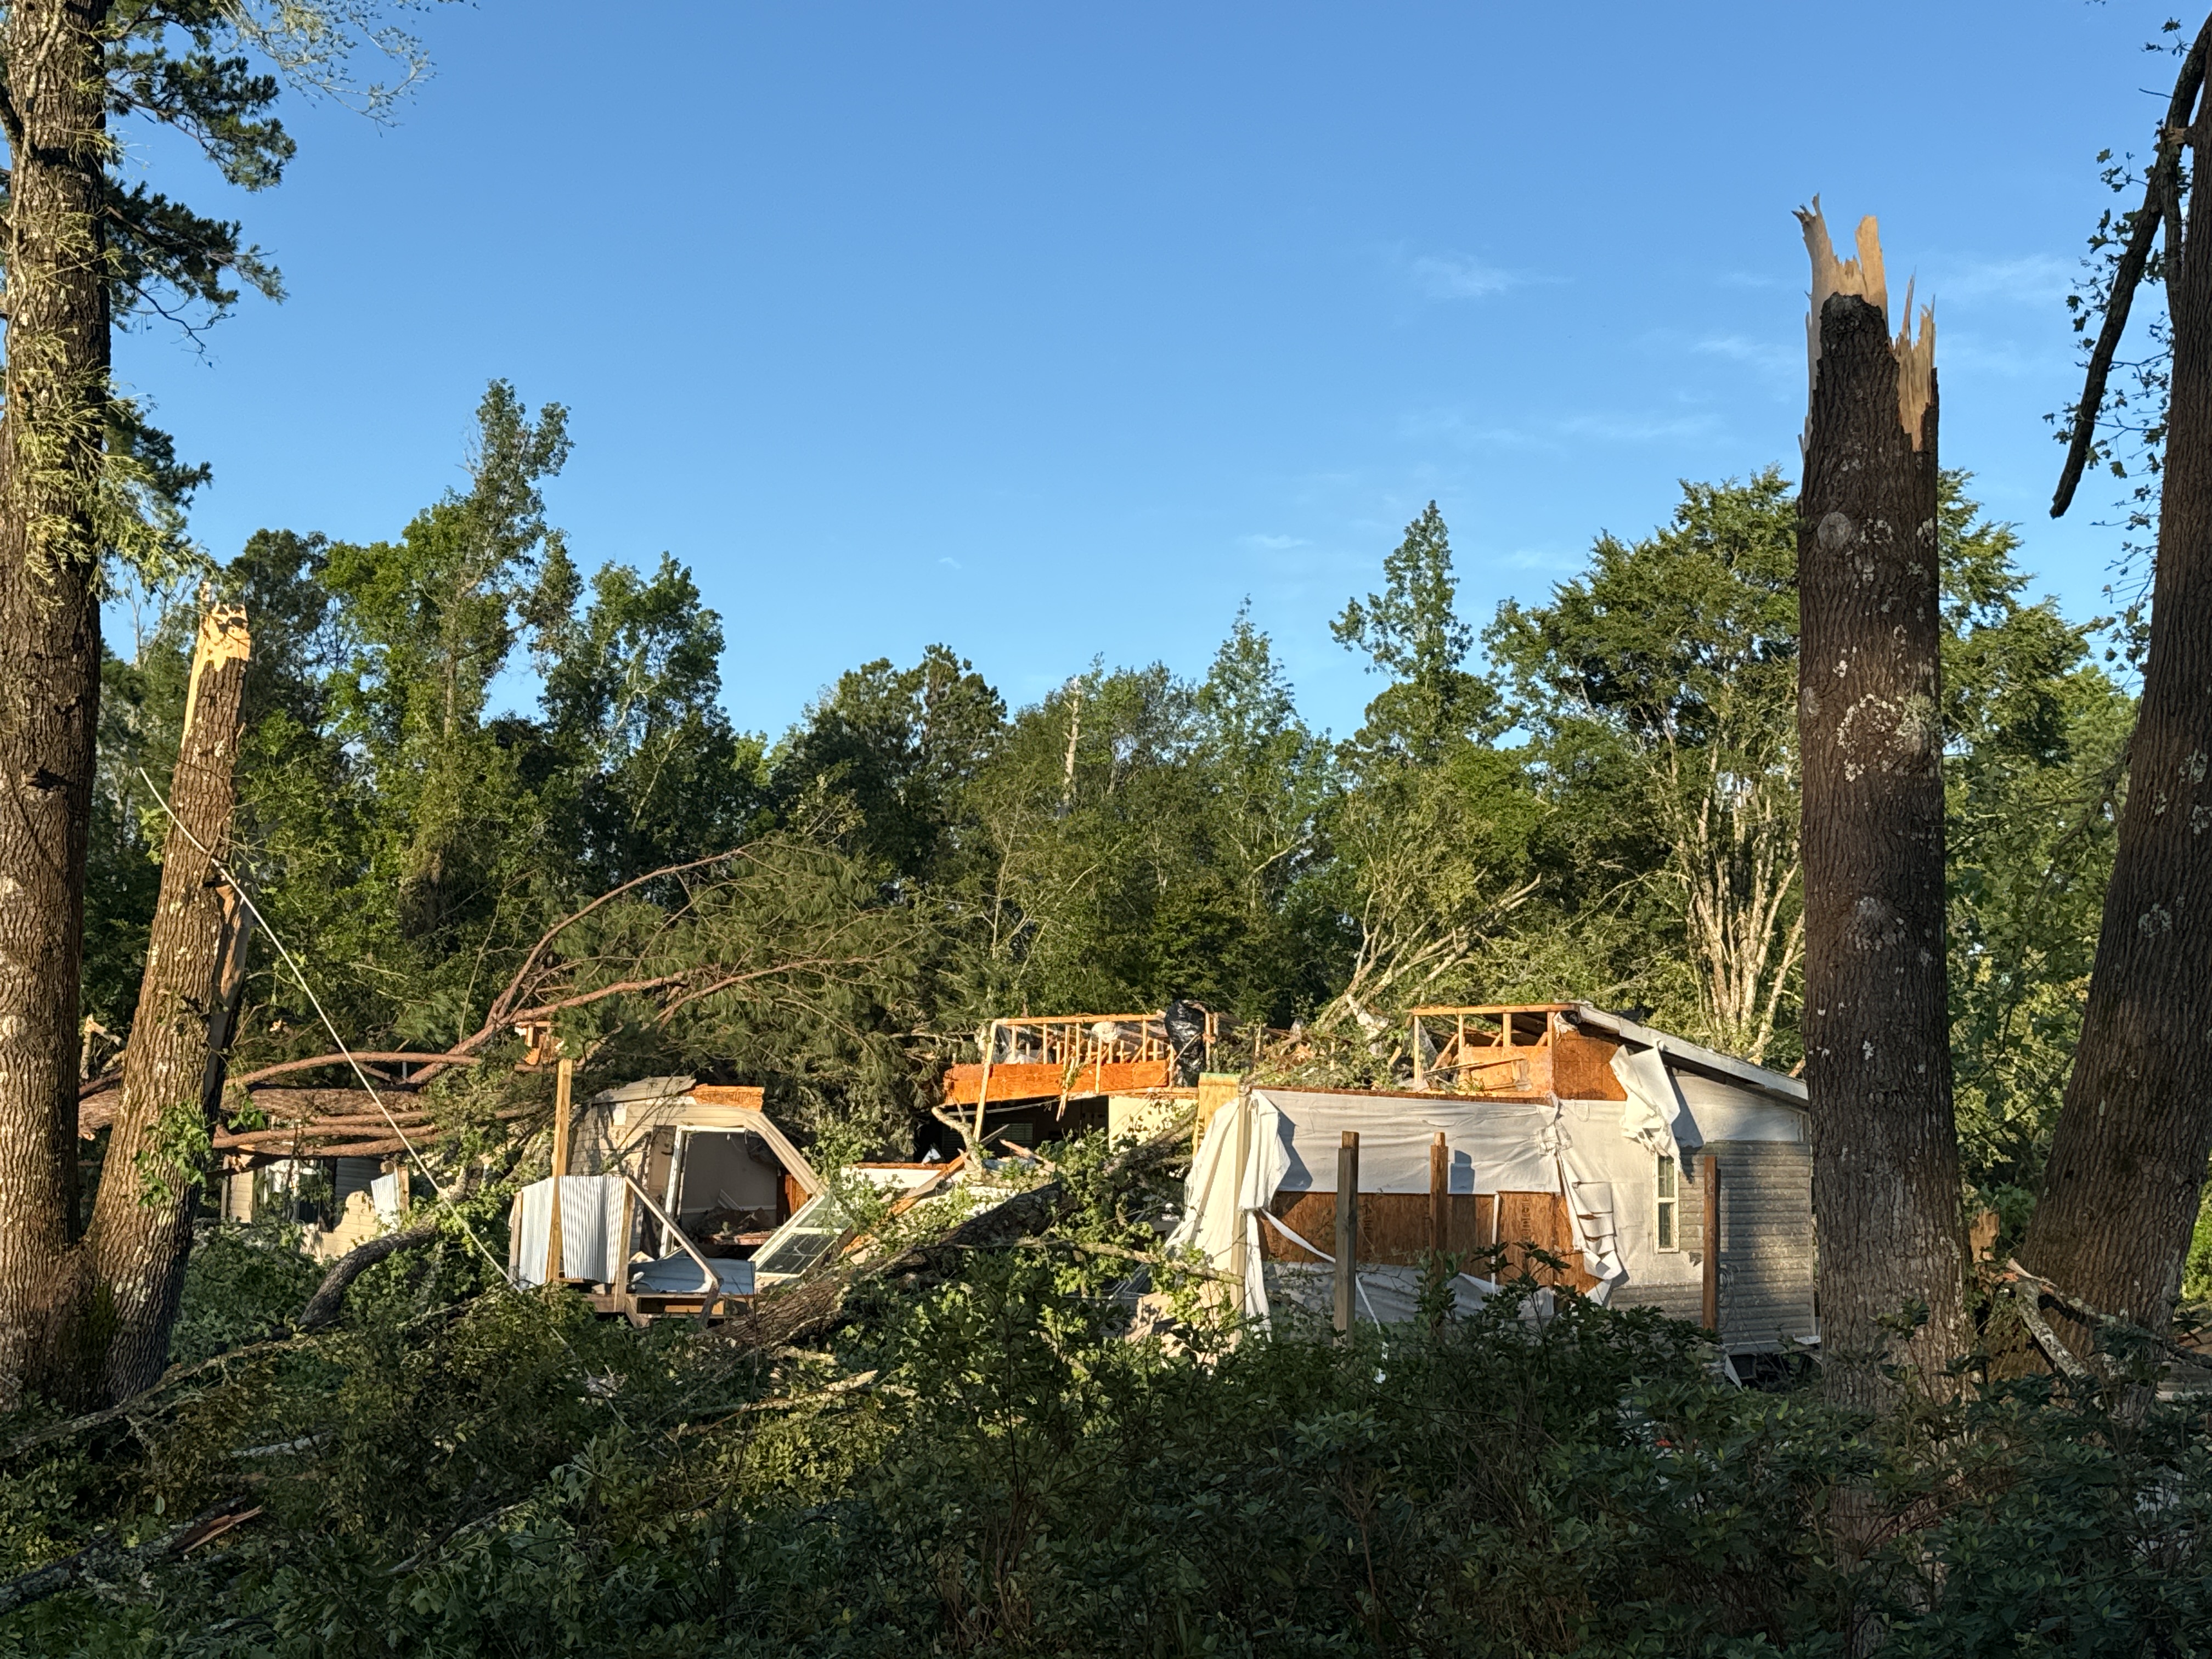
[5,1164,2210,1657]
[166,1222,324,1366]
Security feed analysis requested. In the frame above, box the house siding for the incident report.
[1612,1140,1816,1351]
[1713,1138,1816,1350]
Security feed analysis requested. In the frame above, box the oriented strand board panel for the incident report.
[690,1085,766,1109]
[1495,1190,1601,1292]
[1261,1188,1595,1290]
[1550,1031,1627,1101]
[1261,1191,1494,1267]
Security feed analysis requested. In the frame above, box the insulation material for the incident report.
[510,1175,633,1287]
[1612,1045,1689,1164]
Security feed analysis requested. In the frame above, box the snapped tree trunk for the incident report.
[82,605,252,1401]
[0,0,115,1411]
[1793,206,1969,1410]
[2023,63,2212,1342]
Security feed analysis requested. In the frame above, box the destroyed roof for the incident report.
[587,1074,696,1106]
[1564,1004,1807,1108]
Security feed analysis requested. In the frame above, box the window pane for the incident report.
[1657,1204,1676,1251]
[1656,1155,1676,1200]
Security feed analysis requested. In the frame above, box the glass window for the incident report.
[749,1193,854,1281]
[1655,1155,1679,1251]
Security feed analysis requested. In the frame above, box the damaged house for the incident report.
[506,1076,963,1323]
[935,1005,1226,1150]
[1170,1002,1816,1357]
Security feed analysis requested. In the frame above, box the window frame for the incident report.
[1655,1153,1680,1252]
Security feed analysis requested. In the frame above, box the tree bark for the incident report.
[0,0,115,1411]
[82,605,252,1400]
[1794,206,1968,1410]
[297,1222,439,1331]
[2021,71,2212,1342]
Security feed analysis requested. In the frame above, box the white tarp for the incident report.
[1611,1045,1688,1165]
[369,1171,403,1224]
[510,1175,633,1287]
[1165,1092,1289,1320]
[1256,1089,1557,1194]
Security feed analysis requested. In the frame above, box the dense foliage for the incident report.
[10,377,2197,1654]
[87,394,2126,1190]
[4,1146,2207,1657]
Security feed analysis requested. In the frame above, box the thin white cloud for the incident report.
[1932,253,2072,306]
[1409,252,1516,300]
[1401,405,1720,450]
[1694,332,1799,377]
[1555,411,1720,443]
[1242,533,1309,550]
[938,555,963,569]
[1930,331,2067,379]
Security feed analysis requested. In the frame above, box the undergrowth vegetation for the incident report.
[3,1139,2207,1657]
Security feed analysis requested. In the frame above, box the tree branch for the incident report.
[482,847,746,1031]
[2052,15,2212,517]
[0,1500,260,1620]
[297,1224,442,1330]
[225,1051,479,1090]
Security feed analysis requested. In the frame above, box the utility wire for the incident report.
[136,767,517,1290]
[139,768,642,1462]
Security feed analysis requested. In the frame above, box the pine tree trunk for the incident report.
[1795,210,1968,1410]
[2020,101,2212,1341]
[83,607,252,1401]
[0,0,114,1411]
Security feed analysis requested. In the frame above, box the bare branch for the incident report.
[225,1051,479,1089]
[482,847,746,1031]
[2053,16,2212,517]
[297,1223,441,1330]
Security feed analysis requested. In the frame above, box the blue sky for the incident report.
[116,1,2173,740]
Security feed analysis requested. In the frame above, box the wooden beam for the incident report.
[545,1056,574,1286]
[1428,1132,1448,1259]
[1701,1154,1720,1334]
[1334,1131,1359,1336]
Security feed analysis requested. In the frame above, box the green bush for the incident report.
[166,1222,324,1367]
[4,1176,2209,1657]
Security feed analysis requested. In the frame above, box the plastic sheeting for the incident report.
[1257,1090,1558,1194]
[369,1171,403,1224]
[1611,1045,1688,1165]
[510,1175,633,1286]
[1164,1092,1288,1321]
[1169,1087,1632,1325]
